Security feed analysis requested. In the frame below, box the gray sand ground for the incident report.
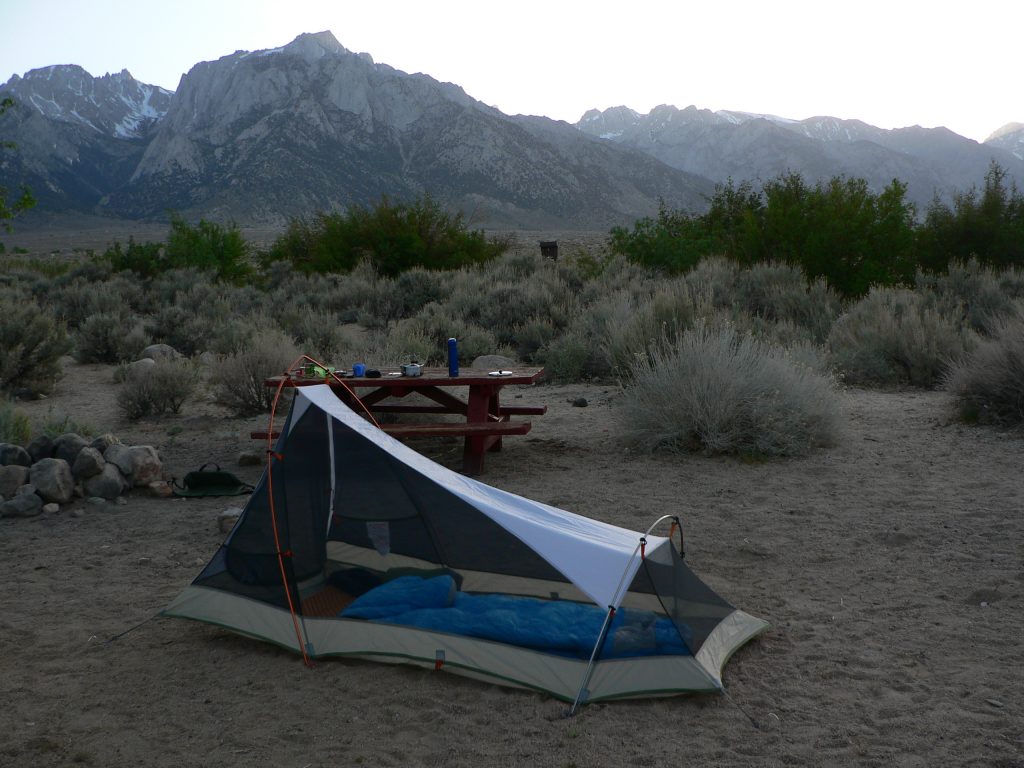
[2,360,1022,767]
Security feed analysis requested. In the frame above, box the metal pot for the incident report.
[400,363,423,377]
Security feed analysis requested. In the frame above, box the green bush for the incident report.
[102,237,165,279]
[164,215,252,282]
[210,327,300,415]
[73,313,147,363]
[945,318,1024,425]
[828,287,977,388]
[0,399,31,444]
[117,358,199,420]
[0,291,70,397]
[618,324,841,457]
[264,195,508,277]
[610,174,917,297]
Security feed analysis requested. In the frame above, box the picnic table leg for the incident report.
[488,389,503,453]
[463,384,500,474]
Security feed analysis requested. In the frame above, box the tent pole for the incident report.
[568,606,616,717]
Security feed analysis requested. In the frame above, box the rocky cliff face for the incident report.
[0,66,171,211]
[106,31,710,227]
[986,123,1024,161]
[577,105,1024,211]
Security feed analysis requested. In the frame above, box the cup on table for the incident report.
[352,363,366,377]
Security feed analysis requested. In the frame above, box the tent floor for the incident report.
[300,585,356,617]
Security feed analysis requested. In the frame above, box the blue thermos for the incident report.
[447,337,459,377]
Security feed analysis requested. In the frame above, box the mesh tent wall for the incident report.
[163,385,767,703]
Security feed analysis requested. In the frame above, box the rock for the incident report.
[85,496,107,506]
[0,465,30,498]
[72,447,106,479]
[90,434,121,453]
[197,351,217,366]
[42,502,60,514]
[140,343,182,361]
[148,480,173,498]
[570,397,588,408]
[126,357,156,377]
[126,446,162,487]
[71,508,86,518]
[30,458,75,504]
[471,354,518,370]
[218,507,243,534]
[26,435,55,463]
[16,483,37,496]
[103,444,134,477]
[0,443,32,467]
[1,492,43,518]
[53,433,90,466]
[82,464,129,500]
[115,496,128,506]
[237,450,264,467]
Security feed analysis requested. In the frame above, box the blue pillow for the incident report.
[341,575,457,620]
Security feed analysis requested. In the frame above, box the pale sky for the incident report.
[1,0,1020,143]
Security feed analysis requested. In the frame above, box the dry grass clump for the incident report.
[0,399,31,444]
[828,287,977,388]
[945,317,1024,426]
[619,324,841,458]
[117,358,199,420]
[210,327,301,415]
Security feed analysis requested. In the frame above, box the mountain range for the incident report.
[2,31,1022,231]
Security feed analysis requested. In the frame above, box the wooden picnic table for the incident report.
[260,367,546,475]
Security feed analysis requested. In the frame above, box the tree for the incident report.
[0,96,36,232]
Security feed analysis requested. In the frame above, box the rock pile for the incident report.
[0,433,163,518]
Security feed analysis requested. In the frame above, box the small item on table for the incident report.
[400,362,423,377]
[447,337,459,377]
[352,363,366,377]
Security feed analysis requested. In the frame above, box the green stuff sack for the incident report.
[173,463,255,497]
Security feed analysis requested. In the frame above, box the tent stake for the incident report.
[568,606,616,716]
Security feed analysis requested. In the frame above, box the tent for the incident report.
[163,384,767,708]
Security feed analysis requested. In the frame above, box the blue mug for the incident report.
[353,363,366,377]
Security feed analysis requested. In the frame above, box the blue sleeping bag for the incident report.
[340,575,691,658]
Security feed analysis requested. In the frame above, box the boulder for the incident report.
[102,444,161,486]
[1,492,43,518]
[72,447,106,480]
[42,503,60,515]
[82,464,129,500]
[140,343,182,361]
[90,434,121,453]
[53,433,90,466]
[126,446,162,487]
[125,357,156,377]
[26,435,55,463]
[30,458,75,504]
[0,443,32,467]
[0,465,30,498]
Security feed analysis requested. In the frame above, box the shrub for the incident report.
[828,287,977,388]
[117,358,199,420]
[164,215,252,282]
[264,195,508,277]
[915,258,1023,335]
[41,411,95,438]
[210,327,301,415]
[102,237,165,279]
[945,318,1024,425]
[0,399,31,444]
[73,313,147,363]
[0,291,70,397]
[618,324,842,457]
